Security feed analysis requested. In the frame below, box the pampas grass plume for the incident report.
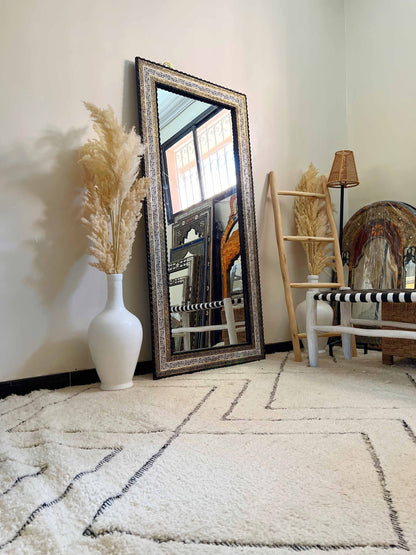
[294,163,334,275]
[79,102,150,274]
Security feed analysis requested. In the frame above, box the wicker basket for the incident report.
[381,302,416,363]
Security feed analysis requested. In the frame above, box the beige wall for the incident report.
[345,0,416,217]
[0,0,347,381]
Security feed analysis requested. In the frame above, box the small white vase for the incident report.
[295,274,333,353]
[88,273,143,391]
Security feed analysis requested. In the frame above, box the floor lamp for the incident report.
[327,150,359,249]
[327,151,359,352]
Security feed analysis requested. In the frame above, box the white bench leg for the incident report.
[224,297,238,345]
[340,302,352,359]
[182,313,191,351]
[306,290,319,367]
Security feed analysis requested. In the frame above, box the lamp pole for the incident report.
[339,184,345,250]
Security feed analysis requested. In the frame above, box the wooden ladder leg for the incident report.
[268,171,302,362]
[351,335,357,357]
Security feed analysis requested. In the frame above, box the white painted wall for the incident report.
[0,0,347,381]
[344,0,416,218]
[257,0,347,343]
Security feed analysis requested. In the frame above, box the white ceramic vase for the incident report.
[295,274,334,353]
[88,273,143,391]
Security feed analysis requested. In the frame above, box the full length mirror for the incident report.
[136,58,264,377]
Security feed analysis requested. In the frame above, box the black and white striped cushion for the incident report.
[171,297,244,313]
[313,290,416,303]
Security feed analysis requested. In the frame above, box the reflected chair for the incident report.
[170,297,242,349]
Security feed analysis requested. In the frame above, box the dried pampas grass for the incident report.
[294,163,334,275]
[79,102,150,274]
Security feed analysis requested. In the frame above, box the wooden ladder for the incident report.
[268,170,348,362]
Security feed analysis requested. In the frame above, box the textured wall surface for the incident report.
[0,0,349,380]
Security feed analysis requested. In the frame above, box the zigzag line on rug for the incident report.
[82,526,406,551]
[219,353,415,420]
[266,351,289,409]
[265,358,416,412]
[0,439,124,450]
[406,373,416,389]
[221,380,250,420]
[401,420,416,445]
[83,386,217,539]
[5,385,95,433]
[0,392,48,418]
[181,431,362,435]
[8,427,168,434]
[0,448,122,550]
[130,384,220,388]
[1,464,47,496]
[84,430,410,551]
[191,421,408,449]
[225,416,416,423]
[360,432,409,551]
[0,436,139,497]
[77,403,409,550]
[222,375,400,421]
[272,406,415,410]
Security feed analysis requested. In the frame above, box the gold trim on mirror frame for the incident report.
[135,57,264,378]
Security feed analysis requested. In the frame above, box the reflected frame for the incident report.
[135,57,264,378]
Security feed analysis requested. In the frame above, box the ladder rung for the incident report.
[278,190,326,199]
[290,282,342,288]
[298,332,341,339]
[284,235,334,243]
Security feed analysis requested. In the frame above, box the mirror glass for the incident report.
[136,57,264,377]
[157,88,247,353]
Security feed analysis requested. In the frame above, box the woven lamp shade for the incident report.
[327,150,359,188]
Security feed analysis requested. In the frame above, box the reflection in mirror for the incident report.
[405,260,416,288]
[136,57,264,377]
[404,247,416,289]
[230,256,243,294]
[158,89,237,222]
[158,89,246,353]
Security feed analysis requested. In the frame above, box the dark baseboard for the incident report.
[0,360,154,400]
[265,340,297,354]
[0,343,294,399]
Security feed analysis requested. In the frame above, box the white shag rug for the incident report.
[1,349,416,554]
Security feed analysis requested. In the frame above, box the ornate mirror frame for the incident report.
[135,57,264,378]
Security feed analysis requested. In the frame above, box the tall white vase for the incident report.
[88,273,143,391]
[295,274,334,353]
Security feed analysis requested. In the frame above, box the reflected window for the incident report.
[197,110,236,199]
[165,131,201,213]
[161,106,236,219]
